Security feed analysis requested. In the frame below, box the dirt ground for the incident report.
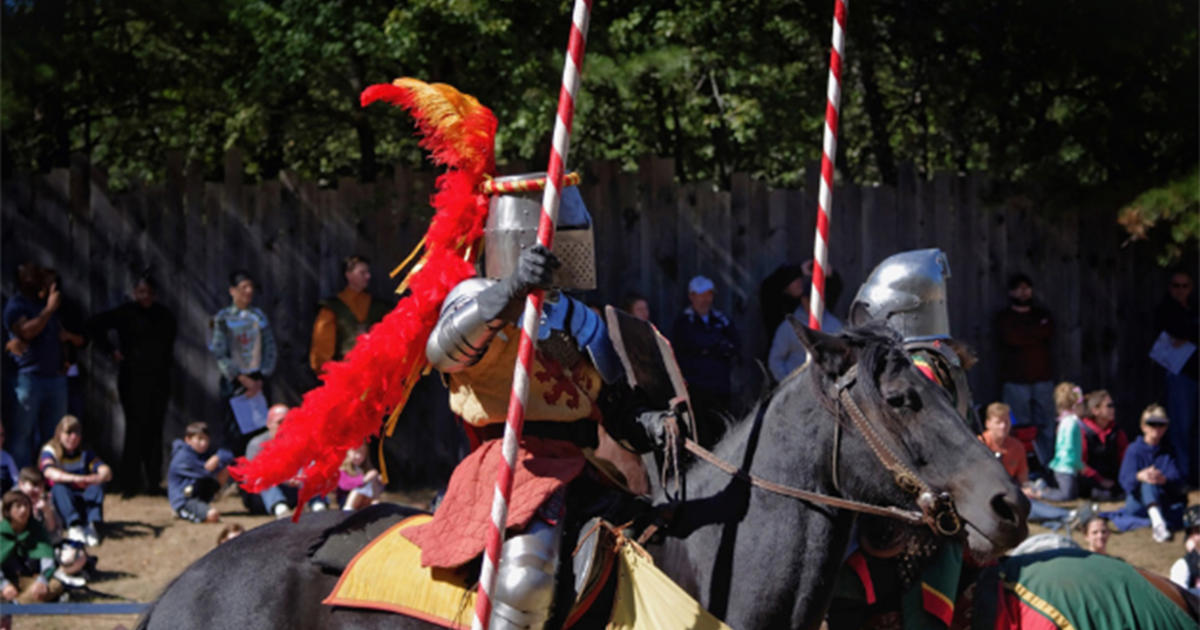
[7,489,1196,630]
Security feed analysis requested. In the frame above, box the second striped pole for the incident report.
[809,0,848,331]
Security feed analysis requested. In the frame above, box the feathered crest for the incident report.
[361,78,496,175]
[230,79,497,516]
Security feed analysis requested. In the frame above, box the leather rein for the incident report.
[680,364,963,537]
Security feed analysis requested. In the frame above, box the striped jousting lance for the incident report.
[472,1,592,629]
[809,0,848,331]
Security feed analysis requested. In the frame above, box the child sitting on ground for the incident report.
[1118,404,1186,543]
[1169,505,1200,595]
[18,467,87,588]
[337,441,382,511]
[39,415,111,547]
[1,490,63,604]
[168,422,234,523]
[17,467,59,539]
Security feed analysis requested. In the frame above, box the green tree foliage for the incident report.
[2,0,1196,211]
[1119,172,1200,266]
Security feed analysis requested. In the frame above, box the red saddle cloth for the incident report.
[403,435,587,569]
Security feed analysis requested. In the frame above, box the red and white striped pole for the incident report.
[809,0,847,331]
[472,1,592,629]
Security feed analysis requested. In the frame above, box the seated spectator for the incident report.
[16,468,86,588]
[337,442,382,511]
[1,490,63,604]
[1169,505,1200,595]
[1118,404,1187,543]
[1079,389,1127,501]
[17,468,59,541]
[0,427,17,494]
[168,422,234,524]
[1084,515,1112,555]
[1041,382,1085,501]
[39,415,110,547]
[216,523,245,546]
[978,403,1071,527]
[243,404,328,518]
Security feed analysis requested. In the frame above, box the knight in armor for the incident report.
[847,248,979,431]
[309,255,392,376]
[410,176,668,630]
[232,79,670,630]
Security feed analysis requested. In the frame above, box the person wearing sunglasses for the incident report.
[1119,404,1186,542]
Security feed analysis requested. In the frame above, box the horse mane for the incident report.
[792,320,905,429]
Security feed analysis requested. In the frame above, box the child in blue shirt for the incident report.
[167,422,234,523]
[38,415,110,547]
[1119,404,1187,542]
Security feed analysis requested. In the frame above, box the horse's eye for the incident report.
[885,389,923,412]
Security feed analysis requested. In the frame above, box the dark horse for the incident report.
[139,323,1028,630]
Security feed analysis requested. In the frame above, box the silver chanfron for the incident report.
[484,172,596,291]
[849,248,952,342]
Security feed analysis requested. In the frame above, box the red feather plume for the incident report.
[229,79,497,515]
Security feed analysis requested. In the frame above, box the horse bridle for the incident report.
[681,364,963,537]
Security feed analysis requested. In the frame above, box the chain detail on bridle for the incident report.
[682,363,963,537]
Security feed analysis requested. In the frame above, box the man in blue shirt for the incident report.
[2,263,67,468]
[1119,404,1187,542]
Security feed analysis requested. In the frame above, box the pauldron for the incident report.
[537,293,622,385]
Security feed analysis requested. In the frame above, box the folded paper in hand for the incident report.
[1149,331,1196,375]
[230,391,268,434]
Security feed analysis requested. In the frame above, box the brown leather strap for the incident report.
[677,362,964,535]
[682,438,926,525]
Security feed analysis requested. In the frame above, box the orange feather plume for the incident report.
[229,79,497,517]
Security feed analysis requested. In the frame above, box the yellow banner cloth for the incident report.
[607,542,733,630]
[324,515,476,628]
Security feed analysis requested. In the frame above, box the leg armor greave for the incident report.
[489,516,563,630]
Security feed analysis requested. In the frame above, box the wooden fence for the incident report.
[0,150,1177,487]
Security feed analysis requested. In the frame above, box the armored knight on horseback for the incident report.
[230,79,673,630]
[416,176,654,629]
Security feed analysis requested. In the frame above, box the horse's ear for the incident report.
[787,314,854,377]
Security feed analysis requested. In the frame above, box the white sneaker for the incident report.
[53,568,86,588]
[272,503,291,519]
[83,524,101,547]
[310,502,327,512]
[1152,522,1171,543]
[66,526,87,545]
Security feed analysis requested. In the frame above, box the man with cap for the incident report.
[1118,404,1187,542]
[670,275,740,447]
